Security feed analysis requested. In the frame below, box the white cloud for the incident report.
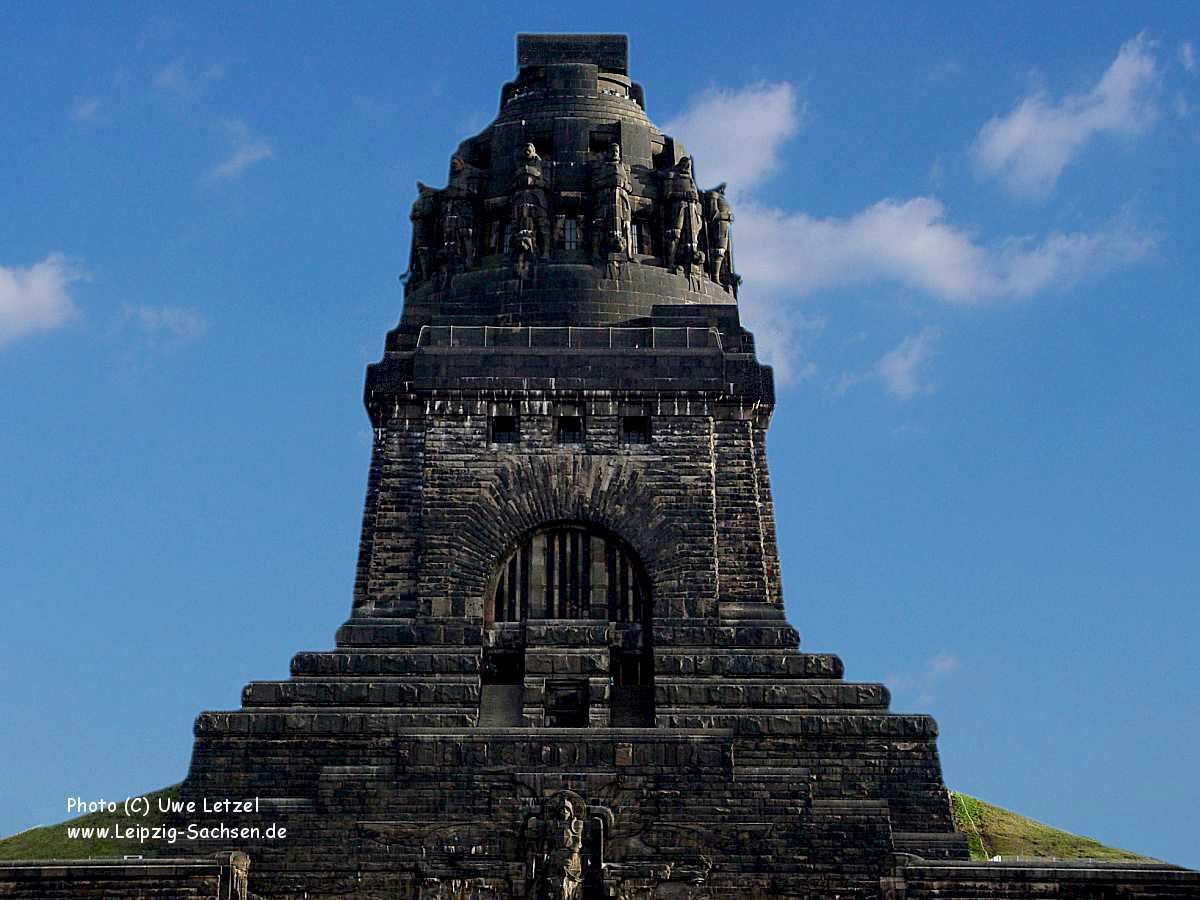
[877,326,942,399]
[834,326,942,401]
[0,254,84,346]
[663,73,1159,386]
[70,97,102,124]
[972,33,1159,197]
[121,304,208,340]
[736,198,1155,305]
[1182,42,1196,73]
[209,119,273,180]
[662,82,802,194]
[153,58,224,98]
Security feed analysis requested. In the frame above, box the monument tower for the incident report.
[177,34,961,897]
[164,34,1199,899]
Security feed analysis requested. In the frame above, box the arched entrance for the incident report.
[480,523,654,727]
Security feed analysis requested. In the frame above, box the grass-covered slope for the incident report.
[0,785,1155,863]
[950,791,1155,862]
[0,786,179,861]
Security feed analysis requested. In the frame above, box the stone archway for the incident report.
[443,455,681,620]
[488,521,651,625]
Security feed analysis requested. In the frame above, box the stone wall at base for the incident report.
[889,858,1200,899]
[0,852,248,899]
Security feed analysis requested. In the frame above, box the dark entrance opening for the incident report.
[478,649,525,727]
[482,523,655,728]
[544,679,590,727]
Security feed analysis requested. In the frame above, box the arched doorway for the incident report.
[480,523,654,727]
[488,523,651,625]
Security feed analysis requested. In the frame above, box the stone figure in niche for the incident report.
[440,154,481,272]
[512,143,550,260]
[703,182,733,283]
[528,792,585,900]
[662,156,702,274]
[408,181,438,283]
[591,142,632,261]
[687,249,706,293]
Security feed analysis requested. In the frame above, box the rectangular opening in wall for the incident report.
[545,679,589,727]
[589,132,615,153]
[610,649,654,726]
[554,215,582,251]
[621,415,651,445]
[491,415,519,444]
[479,650,525,727]
[557,416,584,444]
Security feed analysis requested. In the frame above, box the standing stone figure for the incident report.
[591,142,632,262]
[512,143,550,261]
[441,154,480,272]
[408,181,438,283]
[703,182,733,283]
[528,793,585,900]
[687,249,706,293]
[662,156,702,273]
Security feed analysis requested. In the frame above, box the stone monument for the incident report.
[7,32,1196,900]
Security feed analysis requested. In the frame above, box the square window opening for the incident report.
[491,415,519,444]
[621,416,651,445]
[557,416,585,444]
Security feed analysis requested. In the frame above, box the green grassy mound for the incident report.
[0,785,1154,863]
[950,791,1154,862]
[0,786,179,861]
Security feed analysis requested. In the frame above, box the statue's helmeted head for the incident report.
[522,142,538,161]
[554,794,575,820]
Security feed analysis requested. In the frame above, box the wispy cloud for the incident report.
[208,119,273,181]
[153,58,224,99]
[835,327,942,400]
[972,33,1160,197]
[737,198,1156,304]
[886,651,960,706]
[664,79,1159,385]
[663,82,803,194]
[0,255,85,347]
[69,97,103,124]
[121,304,208,341]
[1181,42,1197,74]
[878,326,942,399]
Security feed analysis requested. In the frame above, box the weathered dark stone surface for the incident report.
[10,32,1198,900]
[0,853,248,898]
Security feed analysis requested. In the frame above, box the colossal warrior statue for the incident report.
[440,154,480,271]
[146,33,1200,900]
[661,156,702,274]
[408,181,438,282]
[512,142,550,262]
[703,182,733,283]
[590,142,632,261]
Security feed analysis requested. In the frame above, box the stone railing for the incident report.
[415,325,722,351]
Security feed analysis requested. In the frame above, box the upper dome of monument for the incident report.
[390,34,741,348]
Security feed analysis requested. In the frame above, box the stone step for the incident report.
[242,680,481,707]
[290,650,481,676]
[654,650,843,679]
[654,680,889,709]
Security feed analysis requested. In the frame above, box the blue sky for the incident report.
[2,1,1197,868]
